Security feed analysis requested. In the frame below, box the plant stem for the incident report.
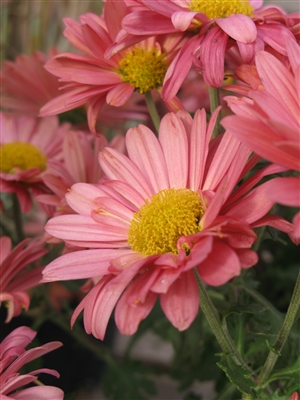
[258,269,300,386]
[12,193,24,243]
[144,91,161,133]
[209,87,221,138]
[193,269,251,369]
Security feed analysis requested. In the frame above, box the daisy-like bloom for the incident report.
[0,236,47,323]
[43,109,294,340]
[121,0,298,95]
[0,49,61,117]
[0,112,70,213]
[39,0,189,134]
[1,326,63,399]
[222,38,300,241]
[39,129,125,217]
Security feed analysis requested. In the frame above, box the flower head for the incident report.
[40,0,188,134]
[0,236,48,323]
[0,112,70,212]
[121,0,297,94]
[1,326,63,399]
[42,109,293,340]
[0,49,61,117]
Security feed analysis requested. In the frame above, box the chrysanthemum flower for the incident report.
[43,109,294,340]
[39,0,188,134]
[0,236,47,323]
[0,49,61,117]
[39,129,125,217]
[0,112,70,212]
[121,0,298,94]
[222,38,300,241]
[1,326,63,399]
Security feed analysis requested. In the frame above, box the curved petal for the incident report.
[197,241,241,286]
[12,386,64,400]
[216,14,256,43]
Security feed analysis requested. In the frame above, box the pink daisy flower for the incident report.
[222,38,300,241]
[43,109,294,340]
[39,0,188,134]
[1,326,63,399]
[0,49,61,117]
[121,0,298,95]
[0,236,47,323]
[0,112,70,213]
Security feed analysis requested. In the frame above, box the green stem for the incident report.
[12,193,24,243]
[144,91,161,133]
[194,269,251,370]
[258,269,300,386]
[252,226,267,252]
[208,87,221,138]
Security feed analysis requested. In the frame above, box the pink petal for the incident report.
[126,125,169,193]
[159,113,188,188]
[216,14,257,43]
[263,177,300,207]
[197,241,241,286]
[160,269,199,331]
[171,11,198,31]
[12,386,64,400]
[115,287,157,335]
[106,82,135,107]
[122,11,177,35]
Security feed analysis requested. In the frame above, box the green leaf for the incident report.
[266,339,281,356]
[221,304,265,324]
[262,390,290,400]
[216,353,256,395]
[267,354,300,384]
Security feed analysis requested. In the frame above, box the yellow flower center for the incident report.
[0,142,47,173]
[118,46,167,94]
[128,188,204,255]
[189,0,254,19]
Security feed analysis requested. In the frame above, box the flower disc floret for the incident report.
[118,47,167,94]
[189,0,254,19]
[0,142,47,173]
[128,188,204,255]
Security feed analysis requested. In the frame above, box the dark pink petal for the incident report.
[236,249,258,269]
[197,241,241,286]
[198,26,228,88]
[216,14,256,43]
[160,270,199,331]
[257,24,295,56]
[122,11,177,35]
[264,177,300,207]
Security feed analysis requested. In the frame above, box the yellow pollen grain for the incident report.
[189,0,254,19]
[118,46,167,94]
[0,142,47,173]
[128,188,204,256]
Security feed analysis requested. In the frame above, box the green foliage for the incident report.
[101,359,156,400]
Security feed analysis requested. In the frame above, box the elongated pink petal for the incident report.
[122,11,177,35]
[159,113,188,188]
[106,82,135,106]
[65,183,105,215]
[263,177,300,207]
[42,249,132,281]
[199,25,228,88]
[216,14,257,43]
[12,386,64,400]
[126,125,169,192]
[171,11,198,31]
[197,241,241,286]
[160,269,199,331]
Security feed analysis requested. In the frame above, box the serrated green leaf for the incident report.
[221,304,265,324]
[217,353,256,395]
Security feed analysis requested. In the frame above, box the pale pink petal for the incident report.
[126,125,169,192]
[160,269,199,331]
[65,183,105,215]
[159,113,188,188]
[122,11,177,35]
[197,241,241,286]
[42,249,132,281]
[171,11,198,31]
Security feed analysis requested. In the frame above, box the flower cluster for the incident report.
[1,0,299,398]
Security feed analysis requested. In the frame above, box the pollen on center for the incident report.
[0,142,47,173]
[128,188,205,256]
[189,0,254,19]
[118,46,167,94]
